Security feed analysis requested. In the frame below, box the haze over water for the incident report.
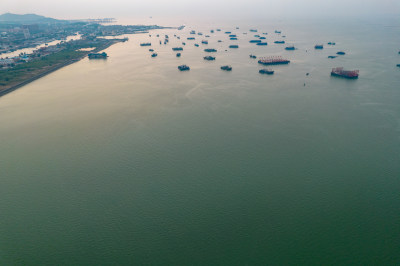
[1,16,400,264]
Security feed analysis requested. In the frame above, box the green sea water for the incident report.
[0,17,399,265]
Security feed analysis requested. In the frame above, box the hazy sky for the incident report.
[1,0,399,20]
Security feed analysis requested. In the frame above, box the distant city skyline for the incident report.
[1,0,399,20]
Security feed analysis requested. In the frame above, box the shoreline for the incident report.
[0,39,124,98]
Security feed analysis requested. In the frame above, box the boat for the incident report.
[256,42,268,46]
[259,37,266,39]
[178,65,190,71]
[328,56,337,59]
[336,51,346,55]
[190,30,196,34]
[182,42,186,45]
[250,40,262,43]
[397,64,400,67]
[258,56,290,65]
[274,41,285,44]
[225,31,231,34]
[149,49,154,52]
[202,40,208,44]
[327,42,336,45]
[285,46,295,50]
[254,35,260,37]
[140,43,151,46]
[216,29,221,31]
[187,37,195,40]
[275,30,281,34]
[194,44,199,47]
[204,56,216,60]
[229,45,239,48]
[176,53,181,57]
[230,38,238,40]
[250,54,257,59]
[205,35,210,38]
[331,67,359,79]
[151,53,158,57]
[229,34,237,37]
[204,48,217,52]
[221,65,232,71]
[315,44,324,49]
[218,40,222,42]
[250,29,257,32]
[198,32,203,35]
[259,68,274,75]
[210,30,214,33]
[172,47,183,51]
[178,26,185,30]
[88,52,108,59]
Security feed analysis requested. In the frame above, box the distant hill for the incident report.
[0,13,66,24]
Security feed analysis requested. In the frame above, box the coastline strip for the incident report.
[0,40,123,98]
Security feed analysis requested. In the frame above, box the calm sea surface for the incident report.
[0,17,400,265]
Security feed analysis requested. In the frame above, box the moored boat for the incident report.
[259,68,274,75]
[204,56,216,60]
[221,65,232,71]
[258,56,290,65]
[178,65,190,71]
[88,52,108,59]
[331,67,359,79]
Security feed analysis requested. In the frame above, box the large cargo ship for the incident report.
[331,67,359,79]
[258,56,290,65]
